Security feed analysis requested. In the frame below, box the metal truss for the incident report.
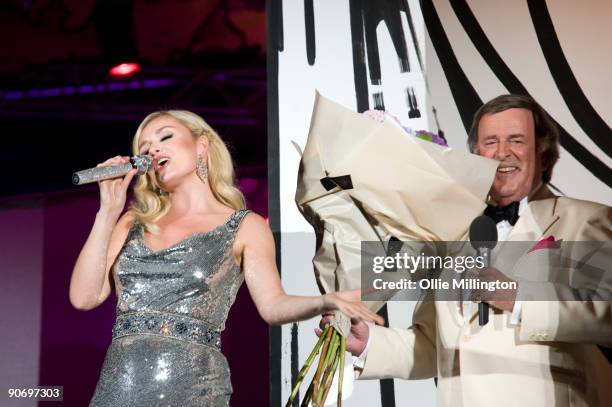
[0,65,266,126]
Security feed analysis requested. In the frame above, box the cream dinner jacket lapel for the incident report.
[504,183,558,242]
[506,199,559,242]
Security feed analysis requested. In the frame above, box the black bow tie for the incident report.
[484,201,520,226]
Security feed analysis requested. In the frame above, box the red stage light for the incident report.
[109,62,141,78]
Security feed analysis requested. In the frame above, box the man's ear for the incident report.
[536,142,549,174]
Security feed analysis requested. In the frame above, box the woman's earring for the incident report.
[196,154,208,183]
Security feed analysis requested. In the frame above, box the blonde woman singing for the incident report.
[69,110,382,406]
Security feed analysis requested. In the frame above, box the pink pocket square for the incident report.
[528,235,560,253]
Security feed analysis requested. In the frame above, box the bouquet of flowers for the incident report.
[289,92,497,405]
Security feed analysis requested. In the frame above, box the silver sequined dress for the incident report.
[90,210,250,407]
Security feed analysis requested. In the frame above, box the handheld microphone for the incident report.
[469,215,498,326]
[72,155,152,185]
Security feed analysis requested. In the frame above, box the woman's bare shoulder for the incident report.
[234,211,272,246]
[240,211,268,231]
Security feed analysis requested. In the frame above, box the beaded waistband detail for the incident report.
[112,311,221,349]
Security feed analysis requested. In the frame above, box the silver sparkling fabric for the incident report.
[90,209,250,407]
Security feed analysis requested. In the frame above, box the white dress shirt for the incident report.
[491,197,527,324]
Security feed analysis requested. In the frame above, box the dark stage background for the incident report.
[0,1,268,406]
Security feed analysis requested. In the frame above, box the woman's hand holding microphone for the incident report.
[96,156,138,221]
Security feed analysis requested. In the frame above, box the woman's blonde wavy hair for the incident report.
[129,110,245,233]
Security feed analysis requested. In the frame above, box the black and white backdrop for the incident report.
[267,1,611,405]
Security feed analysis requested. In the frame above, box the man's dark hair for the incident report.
[467,94,560,183]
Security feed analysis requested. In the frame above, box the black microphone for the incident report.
[72,155,152,185]
[469,215,498,326]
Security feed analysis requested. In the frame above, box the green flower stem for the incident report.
[300,380,314,407]
[321,331,339,375]
[337,337,346,406]
[317,332,341,404]
[285,326,330,407]
[316,331,339,402]
[319,345,342,405]
[312,326,334,400]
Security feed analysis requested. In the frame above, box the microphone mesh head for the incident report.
[469,215,498,249]
[131,155,152,174]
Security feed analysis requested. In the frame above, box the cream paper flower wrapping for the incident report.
[296,92,497,310]
[289,92,497,406]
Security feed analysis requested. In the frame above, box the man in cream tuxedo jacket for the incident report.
[331,95,612,406]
